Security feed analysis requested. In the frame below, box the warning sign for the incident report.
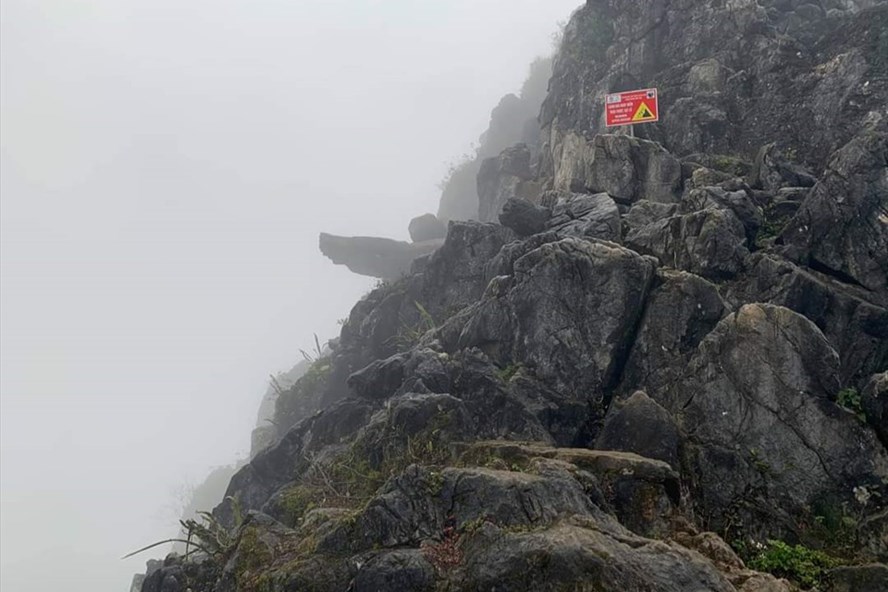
[605,88,659,127]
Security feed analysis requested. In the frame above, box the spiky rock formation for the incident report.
[140,1,888,591]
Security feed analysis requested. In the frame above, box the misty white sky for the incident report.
[0,1,579,589]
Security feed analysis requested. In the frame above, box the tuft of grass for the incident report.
[124,496,244,561]
[748,448,773,477]
[299,333,325,363]
[393,301,437,349]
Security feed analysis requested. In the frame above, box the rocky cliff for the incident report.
[139,2,888,591]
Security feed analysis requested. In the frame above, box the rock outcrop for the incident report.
[318,233,443,280]
[137,2,888,591]
[781,121,888,292]
[408,213,447,243]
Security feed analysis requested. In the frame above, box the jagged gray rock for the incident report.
[408,213,446,242]
[620,269,728,396]
[546,191,622,243]
[147,4,888,590]
[750,143,817,192]
[456,238,656,439]
[623,200,678,236]
[781,124,888,291]
[862,372,888,447]
[549,134,682,204]
[825,564,888,592]
[498,197,550,236]
[318,233,443,280]
[596,391,681,471]
[540,0,888,171]
[682,186,762,244]
[351,550,436,592]
[726,252,888,386]
[477,143,541,222]
[438,59,555,223]
[626,207,749,280]
[670,304,888,548]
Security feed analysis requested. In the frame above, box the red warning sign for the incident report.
[605,88,659,127]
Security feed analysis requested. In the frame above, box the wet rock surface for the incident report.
[139,2,888,590]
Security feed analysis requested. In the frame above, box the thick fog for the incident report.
[0,1,579,590]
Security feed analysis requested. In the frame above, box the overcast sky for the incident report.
[0,1,579,589]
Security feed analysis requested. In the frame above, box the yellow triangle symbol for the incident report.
[632,102,655,121]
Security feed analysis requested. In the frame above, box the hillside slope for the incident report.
[139,1,888,591]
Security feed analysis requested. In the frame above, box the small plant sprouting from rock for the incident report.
[299,333,325,363]
[268,374,287,397]
[755,202,792,249]
[421,523,463,572]
[836,387,865,421]
[123,496,244,562]
[746,539,842,589]
[496,362,523,384]
[394,301,437,348]
[748,448,773,477]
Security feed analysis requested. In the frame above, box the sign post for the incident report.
[605,88,659,132]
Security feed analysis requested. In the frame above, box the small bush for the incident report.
[496,363,523,384]
[747,539,842,589]
[837,388,865,421]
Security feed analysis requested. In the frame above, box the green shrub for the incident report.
[496,363,523,384]
[747,540,842,589]
[837,388,865,421]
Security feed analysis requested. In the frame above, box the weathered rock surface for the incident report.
[781,123,888,291]
[540,0,888,170]
[623,199,678,235]
[477,143,541,222]
[549,134,682,204]
[669,304,888,547]
[438,58,555,223]
[459,522,736,592]
[318,233,442,280]
[825,564,888,592]
[545,191,622,243]
[750,143,818,193]
[626,207,749,280]
[137,3,888,591]
[726,253,888,386]
[498,197,550,236]
[863,372,888,447]
[140,554,219,592]
[408,213,447,242]
[457,238,656,440]
[682,186,763,245]
[203,458,765,592]
[620,269,728,396]
[596,391,682,471]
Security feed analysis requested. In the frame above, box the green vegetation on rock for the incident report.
[747,539,843,589]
